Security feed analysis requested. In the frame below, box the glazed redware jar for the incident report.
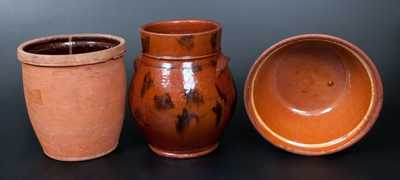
[130,19,236,158]
[17,34,127,161]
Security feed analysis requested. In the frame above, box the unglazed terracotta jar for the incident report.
[17,34,127,161]
[244,34,383,155]
[130,19,236,158]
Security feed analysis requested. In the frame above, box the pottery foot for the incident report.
[148,143,219,159]
[42,143,118,162]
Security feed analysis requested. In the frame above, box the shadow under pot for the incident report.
[17,33,127,161]
[130,19,236,159]
[244,34,383,155]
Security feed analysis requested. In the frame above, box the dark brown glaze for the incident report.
[140,72,153,97]
[184,89,204,104]
[177,35,194,50]
[141,36,150,53]
[212,102,223,127]
[210,57,217,66]
[129,19,236,158]
[176,108,199,133]
[210,32,219,50]
[23,36,120,55]
[154,93,175,110]
[133,58,139,72]
[215,84,227,102]
[191,64,203,73]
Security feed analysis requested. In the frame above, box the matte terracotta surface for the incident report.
[244,34,383,155]
[130,19,236,158]
[17,34,127,161]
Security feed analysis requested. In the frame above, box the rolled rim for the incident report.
[17,33,126,67]
[244,33,383,155]
[140,19,222,37]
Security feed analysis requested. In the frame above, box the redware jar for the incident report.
[17,34,127,161]
[129,19,236,158]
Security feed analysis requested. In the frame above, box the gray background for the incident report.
[1,0,399,179]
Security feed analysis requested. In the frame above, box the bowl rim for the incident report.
[244,33,383,156]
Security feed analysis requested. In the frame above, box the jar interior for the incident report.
[143,20,219,34]
[23,36,120,55]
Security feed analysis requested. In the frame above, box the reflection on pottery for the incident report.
[244,34,383,155]
[130,19,236,158]
[17,34,127,161]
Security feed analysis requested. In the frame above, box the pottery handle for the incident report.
[216,54,229,76]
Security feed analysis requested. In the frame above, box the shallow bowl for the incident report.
[244,34,383,155]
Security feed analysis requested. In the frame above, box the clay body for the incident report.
[17,34,127,161]
[244,34,383,155]
[130,20,236,158]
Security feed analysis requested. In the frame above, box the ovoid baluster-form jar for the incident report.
[130,20,236,158]
[17,34,126,161]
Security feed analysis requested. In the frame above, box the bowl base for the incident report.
[148,143,219,159]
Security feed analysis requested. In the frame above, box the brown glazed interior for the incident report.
[245,34,383,155]
[17,34,125,66]
[140,19,221,58]
[142,20,219,34]
[23,36,120,55]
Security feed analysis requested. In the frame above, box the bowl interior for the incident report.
[252,40,373,145]
[23,36,120,55]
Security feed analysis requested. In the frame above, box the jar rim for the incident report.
[140,19,221,37]
[17,33,126,67]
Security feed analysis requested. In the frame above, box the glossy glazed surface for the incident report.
[130,20,236,158]
[245,34,383,155]
[17,34,127,161]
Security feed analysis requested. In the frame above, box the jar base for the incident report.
[148,143,219,159]
[42,143,118,162]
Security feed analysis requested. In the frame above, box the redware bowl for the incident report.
[244,34,383,155]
